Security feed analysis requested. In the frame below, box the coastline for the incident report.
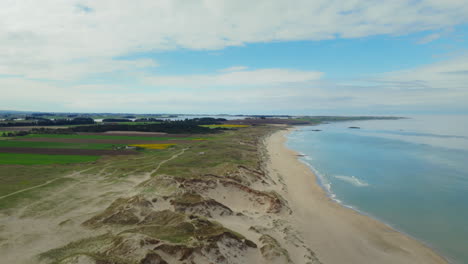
[265,127,448,264]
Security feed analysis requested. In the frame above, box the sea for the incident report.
[286,115,468,264]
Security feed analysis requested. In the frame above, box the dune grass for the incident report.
[0,153,100,165]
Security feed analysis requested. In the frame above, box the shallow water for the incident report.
[287,115,468,264]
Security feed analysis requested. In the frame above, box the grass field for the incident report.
[0,140,123,150]
[0,153,100,165]
[128,143,176,149]
[23,134,191,141]
[115,122,162,125]
[0,132,207,166]
[200,124,250,128]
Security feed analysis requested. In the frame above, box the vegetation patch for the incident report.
[39,234,116,263]
[259,234,293,263]
[125,222,195,244]
[0,140,123,150]
[0,153,99,165]
[200,124,250,128]
[22,134,189,141]
[116,121,161,125]
[129,143,176,150]
[172,193,204,205]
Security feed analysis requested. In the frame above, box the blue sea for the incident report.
[286,115,468,264]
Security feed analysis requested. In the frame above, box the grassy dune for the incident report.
[0,153,100,165]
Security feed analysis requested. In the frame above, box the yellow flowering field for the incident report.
[129,143,176,149]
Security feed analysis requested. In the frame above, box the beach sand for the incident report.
[265,128,448,264]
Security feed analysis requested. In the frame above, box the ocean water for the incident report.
[286,115,468,264]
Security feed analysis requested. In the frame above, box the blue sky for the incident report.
[1,0,467,115]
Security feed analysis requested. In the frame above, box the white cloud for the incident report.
[379,54,468,90]
[0,0,467,80]
[219,66,248,72]
[0,58,157,80]
[0,0,467,114]
[144,68,323,87]
[417,33,442,44]
[1,55,467,114]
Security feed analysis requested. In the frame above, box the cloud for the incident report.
[1,55,467,114]
[417,33,442,44]
[417,27,455,44]
[219,66,248,72]
[379,54,468,90]
[0,0,467,80]
[0,58,157,80]
[144,68,324,87]
[0,1,467,114]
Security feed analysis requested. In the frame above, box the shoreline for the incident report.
[265,127,448,264]
[297,154,451,263]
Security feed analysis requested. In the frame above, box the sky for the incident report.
[1,0,468,115]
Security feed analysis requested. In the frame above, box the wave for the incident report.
[334,175,369,187]
[297,159,341,203]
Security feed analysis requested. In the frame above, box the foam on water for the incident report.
[297,158,340,203]
[334,175,369,187]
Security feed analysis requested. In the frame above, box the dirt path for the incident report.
[0,179,63,201]
[0,149,189,264]
[151,148,187,175]
[0,167,95,201]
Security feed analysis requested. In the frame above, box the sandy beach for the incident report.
[265,128,448,264]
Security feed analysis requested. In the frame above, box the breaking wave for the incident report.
[334,175,369,187]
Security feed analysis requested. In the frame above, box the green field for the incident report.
[23,134,190,141]
[0,140,123,150]
[0,153,100,165]
[200,124,249,129]
[115,122,162,125]
[0,133,197,166]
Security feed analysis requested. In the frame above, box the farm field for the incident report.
[0,147,137,156]
[0,140,122,150]
[15,137,197,145]
[0,130,209,165]
[78,132,192,137]
[128,143,175,149]
[22,133,190,141]
[200,124,250,128]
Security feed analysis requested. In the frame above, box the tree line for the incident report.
[0,117,95,127]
